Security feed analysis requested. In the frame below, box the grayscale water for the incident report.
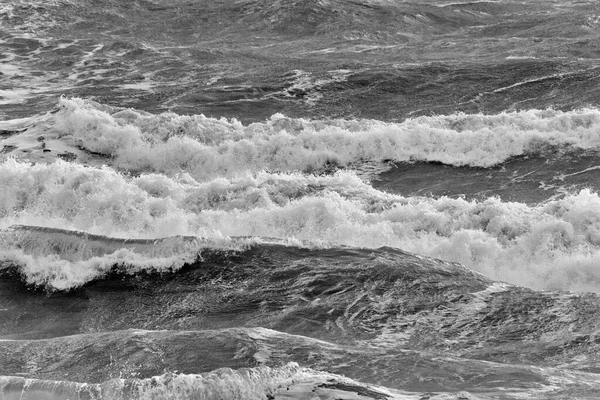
[2,1,600,398]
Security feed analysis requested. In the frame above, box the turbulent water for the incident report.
[3,0,600,399]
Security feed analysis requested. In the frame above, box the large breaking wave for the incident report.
[4,99,600,291]
[2,155,600,291]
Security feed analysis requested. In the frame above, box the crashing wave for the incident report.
[4,98,600,178]
[3,156,600,291]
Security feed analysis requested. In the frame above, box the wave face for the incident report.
[3,0,600,398]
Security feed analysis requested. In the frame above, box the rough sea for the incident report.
[2,0,600,399]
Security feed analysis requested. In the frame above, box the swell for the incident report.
[232,0,496,36]
[4,232,600,398]
[0,0,504,37]
[0,0,573,40]
[3,243,600,377]
[2,327,599,397]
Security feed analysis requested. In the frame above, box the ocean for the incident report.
[2,0,600,398]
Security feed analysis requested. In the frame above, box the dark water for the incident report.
[3,0,600,121]
[3,0,600,399]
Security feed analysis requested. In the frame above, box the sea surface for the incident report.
[2,0,600,399]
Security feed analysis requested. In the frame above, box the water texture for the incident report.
[2,1,600,399]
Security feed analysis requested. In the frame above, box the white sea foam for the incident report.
[6,99,600,291]
[6,98,600,180]
[3,158,600,292]
[0,363,415,400]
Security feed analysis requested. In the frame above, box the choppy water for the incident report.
[3,0,600,399]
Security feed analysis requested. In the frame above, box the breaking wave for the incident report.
[4,98,600,179]
[2,157,600,291]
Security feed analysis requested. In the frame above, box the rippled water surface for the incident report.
[3,1,600,399]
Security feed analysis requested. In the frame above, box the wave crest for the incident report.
[4,98,600,179]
